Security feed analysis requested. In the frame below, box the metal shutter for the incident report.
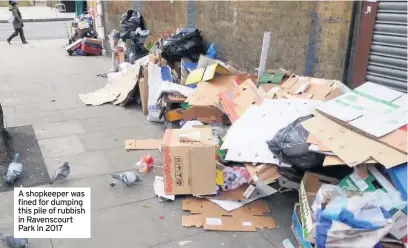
[366,0,407,92]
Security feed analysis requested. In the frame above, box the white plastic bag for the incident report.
[312,185,397,248]
[7,13,14,23]
[147,63,165,122]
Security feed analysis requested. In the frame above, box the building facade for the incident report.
[100,0,407,91]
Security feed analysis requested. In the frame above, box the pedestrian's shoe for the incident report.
[22,41,28,44]
[6,39,10,44]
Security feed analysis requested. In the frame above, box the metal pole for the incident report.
[257,32,271,82]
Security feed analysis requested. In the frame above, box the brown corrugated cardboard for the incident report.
[185,75,236,106]
[162,127,216,195]
[299,172,339,243]
[245,163,279,185]
[317,82,407,138]
[302,112,406,168]
[219,78,264,123]
[181,106,230,125]
[268,76,344,101]
[125,139,162,151]
[186,74,251,107]
[182,197,276,231]
[323,156,378,167]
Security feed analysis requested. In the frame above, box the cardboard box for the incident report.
[299,172,338,243]
[181,106,230,125]
[162,127,217,195]
[267,76,346,101]
[182,197,276,231]
[185,55,232,85]
[219,78,264,123]
[302,112,406,168]
[186,74,255,107]
[291,203,313,248]
[139,65,149,115]
[317,82,407,138]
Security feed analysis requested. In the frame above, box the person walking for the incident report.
[7,0,27,44]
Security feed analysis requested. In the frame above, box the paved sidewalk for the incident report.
[0,39,295,248]
[0,6,75,23]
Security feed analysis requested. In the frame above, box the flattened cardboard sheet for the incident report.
[316,82,407,138]
[79,55,149,106]
[222,99,321,164]
[205,183,277,211]
[323,156,378,167]
[125,139,162,151]
[181,106,229,124]
[219,78,264,123]
[245,163,280,185]
[302,112,406,168]
[182,197,276,231]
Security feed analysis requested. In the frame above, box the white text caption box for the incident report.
[14,187,91,238]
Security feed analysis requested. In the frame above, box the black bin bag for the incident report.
[266,115,325,170]
[161,29,205,62]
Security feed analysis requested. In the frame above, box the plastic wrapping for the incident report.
[161,29,205,62]
[312,185,396,248]
[219,166,250,192]
[267,115,324,169]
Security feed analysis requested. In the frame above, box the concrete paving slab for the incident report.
[4,110,63,128]
[140,198,205,241]
[102,148,162,173]
[51,201,170,248]
[152,231,234,248]
[79,115,145,133]
[0,191,14,231]
[77,126,154,152]
[38,135,85,159]
[43,151,113,180]
[34,120,86,139]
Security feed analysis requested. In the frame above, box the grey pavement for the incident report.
[0,6,75,23]
[0,39,295,248]
[0,22,69,41]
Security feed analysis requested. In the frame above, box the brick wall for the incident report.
[104,1,353,81]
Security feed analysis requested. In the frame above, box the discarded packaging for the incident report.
[299,172,339,243]
[302,112,406,168]
[162,127,216,195]
[267,115,325,170]
[182,197,276,231]
[125,139,161,151]
[154,176,175,201]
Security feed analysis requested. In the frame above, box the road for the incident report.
[0,21,69,41]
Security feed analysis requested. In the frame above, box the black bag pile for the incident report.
[161,29,205,62]
[116,10,149,63]
[267,115,325,170]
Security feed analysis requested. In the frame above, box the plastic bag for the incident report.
[219,166,250,192]
[312,185,395,248]
[266,115,324,169]
[147,63,172,122]
[161,29,205,62]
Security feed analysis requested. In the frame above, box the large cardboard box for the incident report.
[162,127,216,195]
[299,172,338,243]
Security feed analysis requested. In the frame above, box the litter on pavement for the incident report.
[77,9,407,245]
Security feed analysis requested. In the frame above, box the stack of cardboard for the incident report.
[290,82,408,247]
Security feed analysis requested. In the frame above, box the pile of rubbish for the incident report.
[78,17,407,247]
[64,12,102,56]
